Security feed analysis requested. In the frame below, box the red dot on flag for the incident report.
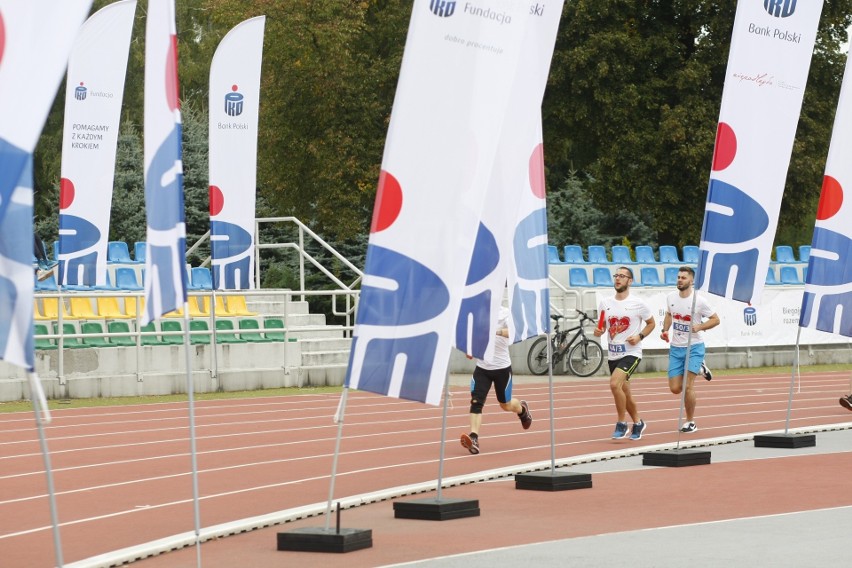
[712,122,736,171]
[209,185,224,216]
[529,143,546,199]
[816,175,843,220]
[0,11,5,65]
[59,178,75,209]
[371,170,402,233]
[165,35,180,111]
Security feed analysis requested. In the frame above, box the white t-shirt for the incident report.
[477,307,511,370]
[598,295,652,360]
[666,290,715,347]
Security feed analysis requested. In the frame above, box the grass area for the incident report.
[0,385,343,414]
[1,363,849,415]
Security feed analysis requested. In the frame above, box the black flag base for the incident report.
[642,448,711,467]
[393,497,480,521]
[754,433,816,449]
[276,527,373,553]
[514,470,592,491]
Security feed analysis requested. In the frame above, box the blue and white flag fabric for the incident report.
[142,0,186,325]
[0,0,92,370]
[209,16,265,291]
[345,0,530,405]
[59,0,136,287]
[799,47,852,337]
[456,2,564,360]
[696,0,823,304]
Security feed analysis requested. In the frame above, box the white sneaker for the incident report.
[680,421,697,433]
[700,362,712,381]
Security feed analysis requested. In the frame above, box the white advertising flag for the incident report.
[0,0,92,370]
[799,47,852,338]
[345,0,530,405]
[456,2,563,359]
[209,16,265,290]
[143,0,186,324]
[58,0,136,287]
[696,0,823,304]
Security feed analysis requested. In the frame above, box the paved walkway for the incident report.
[136,427,852,568]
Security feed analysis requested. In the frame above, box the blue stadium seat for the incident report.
[775,245,795,263]
[659,245,680,264]
[611,245,633,264]
[682,245,700,264]
[766,266,779,285]
[189,267,213,290]
[115,267,143,291]
[563,245,586,263]
[107,241,136,264]
[780,266,802,285]
[635,246,657,263]
[593,267,613,287]
[568,268,592,287]
[640,267,663,286]
[798,245,811,264]
[587,245,609,264]
[35,273,59,291]
[547,245,562,264]
[134,241,147,264]
[664,266,679,286]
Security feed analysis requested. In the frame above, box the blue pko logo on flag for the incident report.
[744,306,757,326]
[75,82,87,101]
[224,88,244,117]
[430,0,456,17]
[764,0,796,18]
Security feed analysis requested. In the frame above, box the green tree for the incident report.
[110,120,146,245]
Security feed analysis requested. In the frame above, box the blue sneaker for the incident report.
[630,420,647,440]
[611,421,629,439]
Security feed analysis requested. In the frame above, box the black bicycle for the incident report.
[527,310,604,376]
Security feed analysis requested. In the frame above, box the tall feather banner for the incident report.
[697,0,823,304]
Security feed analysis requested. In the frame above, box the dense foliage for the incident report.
[32,0,852,263]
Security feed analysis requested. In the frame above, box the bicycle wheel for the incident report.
[526,336,551,375]
[567,338,604,377]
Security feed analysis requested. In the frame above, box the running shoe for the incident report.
[680,421,697,433]
[700,362,712,381]
[460,433,479,454]
[840,396,852,412]
[630,420,647,440]
[611,421,629,439]
[518,400,532,430]
[36,268,53,282]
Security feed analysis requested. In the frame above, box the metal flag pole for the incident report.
[674,292,699,451]
[325,386,350,527]
[29,372,64,567]
[547,323,556,472]
[783,327,803,435]
[181,307,202,567]
[435,372,451,502]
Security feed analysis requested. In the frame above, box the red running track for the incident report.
[1,370,850,567]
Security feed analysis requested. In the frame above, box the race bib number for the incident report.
[673,322,690,333]
[609,343,626,356]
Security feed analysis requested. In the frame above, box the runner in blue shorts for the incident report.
[661,267,720,433]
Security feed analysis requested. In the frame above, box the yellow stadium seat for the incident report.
[124,296,146,320]
[224,295,257,317]
[67,297,101,319]
[96,296,134,319]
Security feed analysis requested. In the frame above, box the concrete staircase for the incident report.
[246,292,352,387]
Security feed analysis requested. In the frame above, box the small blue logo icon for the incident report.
[225,85,243,117]
[429,0,456,17]
[744,306,757,326]
[764,0,796,18]
[75,82,87,101]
